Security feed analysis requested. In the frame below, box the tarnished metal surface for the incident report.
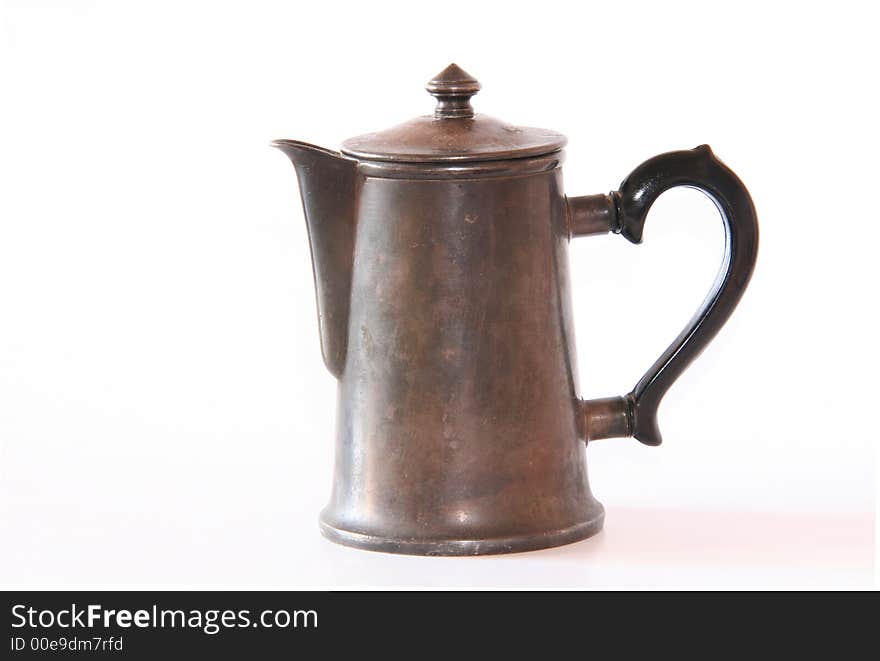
[273,66,758,555]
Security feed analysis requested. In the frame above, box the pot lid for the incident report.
[340,64,567,163]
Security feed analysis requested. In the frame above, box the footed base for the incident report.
[319,509,604,556]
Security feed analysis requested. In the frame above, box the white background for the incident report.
[1,0,877,588]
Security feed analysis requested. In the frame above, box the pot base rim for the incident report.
[318,509,604,557]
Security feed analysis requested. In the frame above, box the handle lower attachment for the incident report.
[570,145,759,446]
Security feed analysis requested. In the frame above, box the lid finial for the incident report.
[426,63,481,119]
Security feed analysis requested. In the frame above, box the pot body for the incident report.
[320,161,604,555]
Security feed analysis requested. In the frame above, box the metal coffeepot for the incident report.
[273,64,758,555]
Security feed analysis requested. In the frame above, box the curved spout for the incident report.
[272,140,358,378]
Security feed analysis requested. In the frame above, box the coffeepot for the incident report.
[273,64,758,555]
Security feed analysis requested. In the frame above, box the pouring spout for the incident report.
[272,140,358,378]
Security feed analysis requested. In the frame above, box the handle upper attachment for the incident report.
[570,145,759,446]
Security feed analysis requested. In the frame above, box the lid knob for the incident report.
[426,63,481,120]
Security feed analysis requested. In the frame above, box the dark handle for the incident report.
[568,145,759,446]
